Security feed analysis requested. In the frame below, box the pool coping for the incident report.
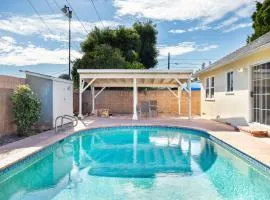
[1,123,270,180]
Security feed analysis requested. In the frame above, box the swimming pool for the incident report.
[1,126,270,200]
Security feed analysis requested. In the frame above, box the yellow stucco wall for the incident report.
[199,48,270,126]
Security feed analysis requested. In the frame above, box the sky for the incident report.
[0,0,262,77]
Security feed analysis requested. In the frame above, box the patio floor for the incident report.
[1,116,270,172]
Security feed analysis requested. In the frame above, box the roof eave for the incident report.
[22,70,73,84]
[197,38,270,76]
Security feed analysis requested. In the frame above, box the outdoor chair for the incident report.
[139,101,150,118]
[149,100,158,117]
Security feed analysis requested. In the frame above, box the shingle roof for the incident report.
[198,31,270,74]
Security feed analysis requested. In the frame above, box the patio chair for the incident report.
[139,101,150,118]
[149,100,158,117]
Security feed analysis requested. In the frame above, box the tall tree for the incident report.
[81,27,140,63]
[247,0,270,43]
[72,22,158,87]
[72,44,133,88]
[133,21,158,68]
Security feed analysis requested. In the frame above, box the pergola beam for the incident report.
[80,74,191,79]
[91,83,180,88]
[91,86,107,114]
[82,78,96,93]
[175,78,189,93]
[167,87,178,99]
[95,87,106,99]
[167,87,182,116]
[175,77,192,119]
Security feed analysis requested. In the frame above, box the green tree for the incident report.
[81,27,140,63]
[72,44,129,88]
[133,21,158,68]
[125,61,145,69]
[11,85,41,136]
[72,21,158,87]
[248,0,270,43]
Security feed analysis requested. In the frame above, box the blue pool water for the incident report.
[1,126,270,200]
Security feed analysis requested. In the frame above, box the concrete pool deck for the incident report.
[1,116,270,172]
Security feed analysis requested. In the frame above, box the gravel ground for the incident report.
[0,135,28,147]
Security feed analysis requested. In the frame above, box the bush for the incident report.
[58,73,71,80]
[11,85,41,136]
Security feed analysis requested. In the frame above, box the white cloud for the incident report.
[169,25,210,34]
[224,23,252,32]
[215,17,239,29]
[0,14,120,42]
[1,36,16,44]
[158,42,196,57]
[197,44,219,51]
[168,29,186,34]
[114,0,256,23]
[235,3,259,18]
[187,26,211,32]
[0,36,82,66]
[158,42,218,58]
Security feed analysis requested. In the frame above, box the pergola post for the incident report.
[132,78,138,120]
[78,77,83,119]
[91,86,95,114]
[188,77,192,119]
[178,86,181,116]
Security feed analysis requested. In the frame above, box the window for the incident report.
[206,76,214,99]
[227,71,234,92]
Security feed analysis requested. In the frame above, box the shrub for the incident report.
[58,73,71,80]
[11,85,41,136]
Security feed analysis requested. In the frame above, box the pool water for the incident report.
[1,127,270,200]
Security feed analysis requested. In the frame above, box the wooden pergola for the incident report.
[77,69,194,120]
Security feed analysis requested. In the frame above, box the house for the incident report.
[197,31,270,127]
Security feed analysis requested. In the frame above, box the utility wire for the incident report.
[44,0,56,15]
[158,60,202,64]
[52,0,61,10]
[158,60,202,65]
[88,0,105,28]
[43,0,82,51]
[26,0,81,61]
[26,0,54,35]
[65,0,90,34]
[171,62,201,65]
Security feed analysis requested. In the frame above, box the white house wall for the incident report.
[199,48,270,126]
[201,67,249,126]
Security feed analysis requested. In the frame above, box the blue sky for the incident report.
[0,0,261,77]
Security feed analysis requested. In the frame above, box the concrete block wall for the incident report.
[0,75,25,89]
[74,89,201,116]
[0,89,17,136]
[0,76,26,136]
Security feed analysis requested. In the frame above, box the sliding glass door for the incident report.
[252,62,270,125]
